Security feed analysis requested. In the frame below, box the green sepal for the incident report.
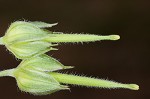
[14,68,68,95]
[29,21,58,28]
[8,41,53,59]
[4,21,49,42]
[1,21,54,59]
[19,54,73,71]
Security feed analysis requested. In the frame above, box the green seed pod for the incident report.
[14,68,68,95]
[0,54,139,95]
[14,54,72,95]
[0,21,120,59]
[0,21,58,59]
[0,54,71,95]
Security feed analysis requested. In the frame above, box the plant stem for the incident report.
[0,69,15,77]
[45,34,120,43]
[0,37,4,45]
[50,72,139,90]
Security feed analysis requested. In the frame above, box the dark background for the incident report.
[0,0,149,99]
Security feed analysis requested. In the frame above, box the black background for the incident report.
[0,0,149,99]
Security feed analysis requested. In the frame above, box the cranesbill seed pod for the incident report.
[0,54,139,95]
[0,21,120,59]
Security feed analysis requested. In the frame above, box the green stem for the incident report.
[50,72,139,90]
[0,69,15,77]
[0,37,4,45]
[45,34,120,43]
